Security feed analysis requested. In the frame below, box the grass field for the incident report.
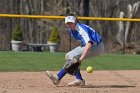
[0,51,140,72]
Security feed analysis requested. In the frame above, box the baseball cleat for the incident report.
[68,79,85,86]
[46,71,60,85]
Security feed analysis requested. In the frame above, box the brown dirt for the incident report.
[0,70,140,93]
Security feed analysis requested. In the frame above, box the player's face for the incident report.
[66,22,76,30]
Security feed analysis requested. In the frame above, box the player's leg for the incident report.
[86,42,104,58]
[56,46,84,81]
[46,68,67,85]
[66,46,85,86]
[68,69,85,86]
[46,71,60,85]
[46,46,83,85]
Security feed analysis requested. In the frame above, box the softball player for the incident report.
[46,14,104,86]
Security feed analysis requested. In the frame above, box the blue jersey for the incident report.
[68,23,102,46]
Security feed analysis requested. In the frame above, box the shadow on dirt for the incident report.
[57,84,136,89]
[78,84,136,88]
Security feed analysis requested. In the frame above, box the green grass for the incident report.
[82,54,140,70]
[0,51,140,72]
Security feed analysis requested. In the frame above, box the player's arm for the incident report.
[79,41,92,62]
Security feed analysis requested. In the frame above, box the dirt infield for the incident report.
[0,70,140,93]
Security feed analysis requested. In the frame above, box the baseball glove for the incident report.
[63,57,81,75]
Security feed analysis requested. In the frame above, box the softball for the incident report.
[86,66,93,73]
